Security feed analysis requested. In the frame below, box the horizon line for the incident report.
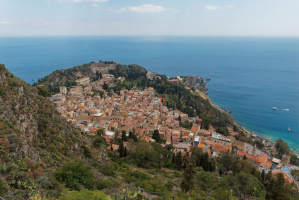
[0,35,299,38]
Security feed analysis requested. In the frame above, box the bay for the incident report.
[0,36,298,152]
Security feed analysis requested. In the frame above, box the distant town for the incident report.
[48,62,298,187]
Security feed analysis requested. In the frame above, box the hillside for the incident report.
[1,63,298,200]
[0,64,108,199]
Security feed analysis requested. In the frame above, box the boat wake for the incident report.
[282,109,290,111]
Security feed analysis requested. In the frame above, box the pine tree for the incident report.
[110,144,113,151]
[180,161,195,192]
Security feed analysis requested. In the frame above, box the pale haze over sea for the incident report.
[0,36,298,152]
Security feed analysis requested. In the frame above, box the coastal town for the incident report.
[49,62,299,187]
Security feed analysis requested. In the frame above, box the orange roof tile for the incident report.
[190,126,198,133]
[256,154,268,165]
[213,143,231,152]
[237,151,257,160]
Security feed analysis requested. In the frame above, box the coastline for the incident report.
[199,90,299,156]
[197,90,279,154]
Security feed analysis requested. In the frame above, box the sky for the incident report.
[0,0,299,36]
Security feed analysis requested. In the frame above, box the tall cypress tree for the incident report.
[152,129,160,143]
[176,151,183,169]
[124,147,127,157]
[121,131,127,142]
[118,142,124,158]
[261,170,265,184]
[180,161,195,192]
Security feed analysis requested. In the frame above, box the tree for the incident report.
[261,170,265,184]
[152,129,160,143]
[118,141,124,158]
[178,115,181,122]
[102,82,108,90]
[218,151,235,175]
[129,131,134,139]
[55,161,95,190]
[180,161,195,192]
[97,129,104,136]
[124,147,127,157]
[195,171,216,192]
[128,131,138,142]
[121,130,127,142]
[232,159,254,174]
[275,138,290,157]
[175,151,183,169]
[265,173,297,200]
[235,172,265,198]
[37,86,50,97]
[135,149,160,169]
[190,147,203,167]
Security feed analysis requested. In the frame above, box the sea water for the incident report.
[0,36,298,152]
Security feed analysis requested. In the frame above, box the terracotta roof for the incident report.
[197,144,205,148]
[260,160,272,169]
[190,126,198,133]
[237,151,257,160]
[256,154,268,165]
[213,143,231,152]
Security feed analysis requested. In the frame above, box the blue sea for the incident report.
[0,36,298,152]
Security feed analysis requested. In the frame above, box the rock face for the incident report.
[183,76,208,94]
[0,64,108,198]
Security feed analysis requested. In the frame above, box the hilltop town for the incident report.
[1,62,299,199]
[48,61,299,186]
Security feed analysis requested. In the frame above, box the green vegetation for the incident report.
[55,161,95,190]
[58,189,111,200]
[1,63,298,199]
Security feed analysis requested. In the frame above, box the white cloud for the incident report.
[205,5,235,10]
[0,20,13,25]
[205,5,222,10]
[226,5,235,8]
[58,0,108,2]
[91,3,99,7]
[121,4,165,13]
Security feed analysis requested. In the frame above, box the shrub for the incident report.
[55,160,95,190]
[93,136,106,148]
[81,145,92,158]
[124,170,150,183]
[37,175,52,189]
[8,143,17,152]
[97,163,116,177]
[96,179,115,190]
[7,134,18,143]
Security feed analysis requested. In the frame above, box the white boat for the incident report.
[272,107,277,110]
[288,126,290,132]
